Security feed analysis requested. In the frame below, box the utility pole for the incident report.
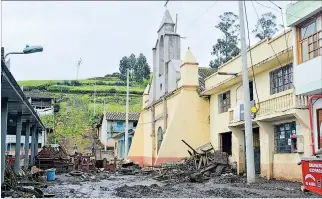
[124,68,129,159]
[93,82,96,116]
[76,58,82,81]
[238,0,255,183]
[104,99,107,151]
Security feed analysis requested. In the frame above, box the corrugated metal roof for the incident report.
[105,112,140,121]
[24,91,54,99]
[198,67,217,93]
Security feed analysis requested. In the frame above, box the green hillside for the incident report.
[18,75,146,151]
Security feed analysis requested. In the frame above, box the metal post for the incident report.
[15,112,22,175]
[31,125,36,165]
[35,129,39,157]
[124,68,129,159]
[1,98,8,184]
[238,0,255,183]
[94,82,96,116]
[24,120,30,169]
[104,100,107,151]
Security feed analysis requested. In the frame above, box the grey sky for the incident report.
[2,1,291,81]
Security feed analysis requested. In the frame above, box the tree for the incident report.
[119,53,150,83]
[252,12,279,40]
[134,53,151,83]
[210,12,240,69]
[119,56,129,81]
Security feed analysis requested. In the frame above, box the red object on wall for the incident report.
[301,159,322,195]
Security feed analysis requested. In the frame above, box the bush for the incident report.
[95,81,106,85]
[109,88,117,93]
[71,80,82,86]
[63,80,70,86]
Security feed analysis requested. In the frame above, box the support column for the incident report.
[229,127,245,175]
[257,121,275,180]
[1,98,8,184]
[31,125,36,165]
[35,128,39,157]
[15,112,22,175]
[24,120,30,169]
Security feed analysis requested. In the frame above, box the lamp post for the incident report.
[4,45,43,60]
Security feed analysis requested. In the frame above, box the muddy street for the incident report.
[41,173,319,198]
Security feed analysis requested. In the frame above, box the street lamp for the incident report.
[217,72,238,77]
[4,45,43,60]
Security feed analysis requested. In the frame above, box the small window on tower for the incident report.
[160,83,162,91]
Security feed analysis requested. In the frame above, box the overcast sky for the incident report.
[2,1,292,81]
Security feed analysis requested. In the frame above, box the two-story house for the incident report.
[201,29,310,182]
[286,1,322,153]
[97,111,139,155]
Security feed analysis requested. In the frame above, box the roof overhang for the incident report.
[2,59,46,132]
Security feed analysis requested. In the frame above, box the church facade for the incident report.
[127,10,216,166]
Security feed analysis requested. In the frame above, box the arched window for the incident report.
[157,127,163,153]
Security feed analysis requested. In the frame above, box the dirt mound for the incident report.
[115,184,161,198]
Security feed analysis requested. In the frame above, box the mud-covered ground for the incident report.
[41,172,320,198]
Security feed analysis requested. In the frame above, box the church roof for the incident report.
[158,10,175,31]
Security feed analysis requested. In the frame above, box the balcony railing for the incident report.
[112,126,125,132]
[229,91,309,122]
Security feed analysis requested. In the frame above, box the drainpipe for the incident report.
[308,94,322,155]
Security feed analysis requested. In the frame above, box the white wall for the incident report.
[6,134,43,144]
[294,56,322,95]
[313,98,322,152]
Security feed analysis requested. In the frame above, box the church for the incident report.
[127,9,216,166]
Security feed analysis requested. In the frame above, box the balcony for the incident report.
[112,126,125,132]
[229,91,308,124]
[294,55,322,95]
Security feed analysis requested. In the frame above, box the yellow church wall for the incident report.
[155,87,210,165]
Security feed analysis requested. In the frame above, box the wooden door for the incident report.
[317,109,322,149]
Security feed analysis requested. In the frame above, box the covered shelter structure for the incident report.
[1,54,46,185]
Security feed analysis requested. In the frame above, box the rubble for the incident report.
[36,146,73,172]
[152,141,233,183]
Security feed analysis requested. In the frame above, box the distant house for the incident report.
[24,91,55,116]
[97,112,140,152]
[112,129,135,159]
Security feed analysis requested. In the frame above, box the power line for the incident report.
[269,0,281,9]
[183,2,218,33]
[267,1,291,64]
[243,1,261,112]
[255,1,317,21]
[251,1,286,69]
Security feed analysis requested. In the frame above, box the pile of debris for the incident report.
[118,160,141,175]
[36,145,73,172]
[71,152,96,172]
[1,156,48,198]
[152,140,233,183]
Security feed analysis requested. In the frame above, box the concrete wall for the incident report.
[294,56,322,95]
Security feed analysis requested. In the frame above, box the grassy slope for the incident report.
[18,76,145,150]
